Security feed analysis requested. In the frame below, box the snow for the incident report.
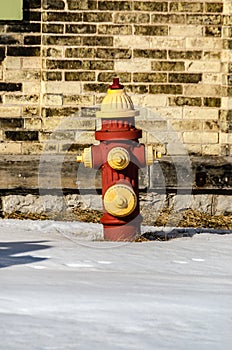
[0,219,232,350]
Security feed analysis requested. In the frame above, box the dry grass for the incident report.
[3,208,231,231]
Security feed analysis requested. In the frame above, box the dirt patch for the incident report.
[3,207,231,231]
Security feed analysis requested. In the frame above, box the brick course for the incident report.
[0,0,230,157]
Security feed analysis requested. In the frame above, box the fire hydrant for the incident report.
[77,78,161,241]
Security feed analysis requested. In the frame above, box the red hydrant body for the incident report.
[77,78,159,241]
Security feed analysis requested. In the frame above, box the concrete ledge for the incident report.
[0,155,231,192]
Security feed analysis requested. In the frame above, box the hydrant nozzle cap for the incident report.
[109,78,124,90]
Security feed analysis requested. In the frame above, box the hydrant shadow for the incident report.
[141,228,232,241]
[0,240,51,268]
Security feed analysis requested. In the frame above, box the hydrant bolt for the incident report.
[107,147,130,170]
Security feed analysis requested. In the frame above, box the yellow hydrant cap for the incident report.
[96,78,139,119]
[104,184,137,217]
[107,147,130,170]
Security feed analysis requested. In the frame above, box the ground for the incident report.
[0,219,232,350]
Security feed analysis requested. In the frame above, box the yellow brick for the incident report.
[75,131,95,144]
[23,82,41,94]
[0,143,22,154]
[184,84,222,97]
[202,144,221,156]
[24,118,42,130]
[22,57,41,69]
[0,130,3,141]
[185,144,202,155]
[5,57,21,69]
[0,106,21,117]
[224,1,232,14]
[220,133,232,144]
[44,82,81,94]
[203,73,222,85]
[186,38,222,50]
[152,107,182,119]
[4,69,41,82]
[186,61,221,73]
[221,97,232,109]
[183,132,218,144]
[151,37,185,49]
[143,94,168,107]
[114,35,150,49]
[169,25,203,37]
[115,59,150,72]
[43,94,63,106]
[22,143,44,155]
[183,107,219,120]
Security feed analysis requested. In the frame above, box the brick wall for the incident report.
[0,0,231,157]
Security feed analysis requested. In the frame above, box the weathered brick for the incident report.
[4,94,39,105]
[66,48,95,58]
[22,143,44,155]
[134,1,168,12]
[169,73,202,84]
[42,107,80,118]
[7,47,40,57]
[44,35,82,46]
[24,35,41,45]
[84,83,109,93]
[83,12,112,22]
[22,57,41,69]
[134,49,167,59]
[0,82,22,92]
[5,131,39,142]
[98,1,132,11]
[0,143,22,154]
[134,25,168,36]
[169,120,202,131]
[133,73,167,83]
[205,3,223,13]
[67,0,97,10]
[149,85,183,95]
[42,72,62,81]
[82,36,113,46]
[46,59,82,70]
[7,23,41,33]
[23,107,39,117]
[96,48,132,59]
[203,121,220,132]
[24,118,42,130]
[205,26,221,37]
[169,50,202,60]
[152,61,185,71]
[203,98,221,107]
[43,0,65,10]
[114,35,150,49]
[98,25,132,35]
[63,95,94,106]
[65,71,96,81]
[66,24,97,34]
[170,2,203,13]
[43,12,82,22]
[43,24,64,34]
[0,118,23,129]
[0,35,21,45]
[98,72,131,83]
[43,94,63,106]
[169,97,202,107]
[183,131,218,144]
[184,84,222,97]
[151,14,185,24]
[114,12,150,24]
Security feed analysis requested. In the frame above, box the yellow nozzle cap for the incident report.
[107,147,130,170]
[104,184,137,217]
[76,147,93,168]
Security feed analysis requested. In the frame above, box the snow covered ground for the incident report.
[0,219,232,350]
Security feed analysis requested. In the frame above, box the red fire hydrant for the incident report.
[77,78,161,241]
